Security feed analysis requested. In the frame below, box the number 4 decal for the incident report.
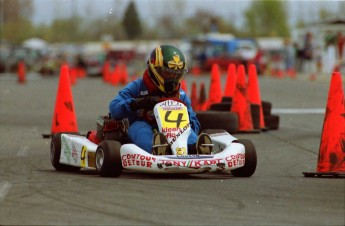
[164,111,186,128]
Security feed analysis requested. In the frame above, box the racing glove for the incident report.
[130,96,160,111]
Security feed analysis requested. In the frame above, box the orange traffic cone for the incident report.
[190,82,198,110]
[277,69,284,79]
[247,64,266,130]
[191,66,201,76]
[77,67,86,78]
[231,64,256,133]
[69,67,77,86]
[50,65,78,135]
[181,80,188,94]
[303,72,345,177]
[223,63,237,99]
[17,61,26,84]
[286,68,296,79]
[198,83,208,111]
[102,60,111,83]
[111,64,120,86]
[120,63,129,85]
[207,64,223,109]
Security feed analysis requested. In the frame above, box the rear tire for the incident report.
[95,140,122,177]
[210,103,231,111]
[261,101,272,116]
[196,111,238,134]
[221,97,232,103]
[250,104,260,130]
[231,139,257,177]
[201,129,227,135]
[50,133,81,172]
[264,114,280,130]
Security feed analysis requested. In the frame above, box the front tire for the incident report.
[95,140,122,177]
[50,133,81,172]
[231,139,257,177]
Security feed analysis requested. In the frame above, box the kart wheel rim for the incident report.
[96,149,105,170]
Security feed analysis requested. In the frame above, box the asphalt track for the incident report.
[0,72,344,225]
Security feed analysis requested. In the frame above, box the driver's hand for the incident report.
[130,96,160,111]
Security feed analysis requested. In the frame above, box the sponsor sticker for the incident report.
[225,154,245,167]
[159,159,222,169]
[122,154,157,168]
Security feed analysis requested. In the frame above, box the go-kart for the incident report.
[50,99,257,177]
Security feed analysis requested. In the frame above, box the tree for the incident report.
[0,0,33,23]
[184,9,238,37]
[185,10,219,34]
[48,18,76,42]
[122,1,142,39]
[0,0,34,44]
[319,8,333,21]
[148,0,187,39]
[244,0,290,37]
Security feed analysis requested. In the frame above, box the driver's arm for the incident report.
[109,81,138,120]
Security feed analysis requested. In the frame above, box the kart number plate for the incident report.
[157,107,189,129]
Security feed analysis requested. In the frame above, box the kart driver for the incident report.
[109,44,212,155]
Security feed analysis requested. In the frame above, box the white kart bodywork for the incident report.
[58,100,246,174]
[59,131,245,173]
[59,134,98,169]
[120,133,244,174]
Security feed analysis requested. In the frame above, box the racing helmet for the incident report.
[147,45,187,94]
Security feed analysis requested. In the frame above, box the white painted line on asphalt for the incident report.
[0,182,12,201]
[272,108,325,114]
[17,146,29,157]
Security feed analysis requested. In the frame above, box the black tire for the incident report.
[50,132,81,172]
[264,114,280,130]
[303,172,316,178]
[221,96,232,103]
[231,139,257,177]
[196,111,238,134]
[104,130,126,144]
[95,140,122,177]
[250,104,260,130]
[262,101,272,116]
[210,102,231,111]
[201,129,228,135]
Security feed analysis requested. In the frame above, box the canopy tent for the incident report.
[22,38,48,50]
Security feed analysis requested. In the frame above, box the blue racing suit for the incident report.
[109,78,200,153]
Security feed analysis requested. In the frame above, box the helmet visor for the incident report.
[156,67,187,83]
